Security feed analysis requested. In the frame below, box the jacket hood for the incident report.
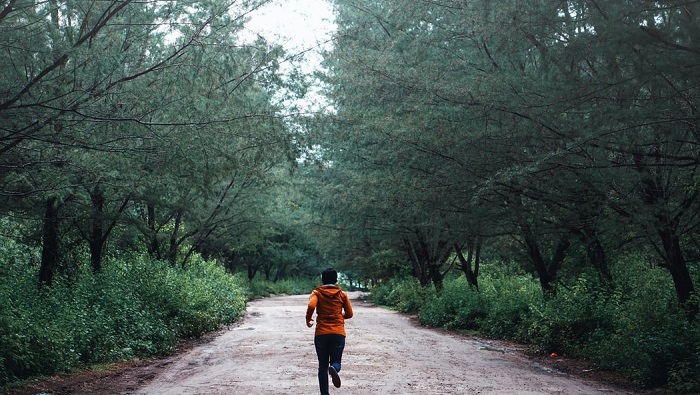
[316,285,343,298]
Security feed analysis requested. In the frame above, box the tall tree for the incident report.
[321,0,700,309]
[0,0,295,282]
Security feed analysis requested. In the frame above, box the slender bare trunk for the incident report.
[39,197,59,286]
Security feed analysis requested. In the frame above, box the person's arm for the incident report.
[306,291,318,327]
[343,293,353,319]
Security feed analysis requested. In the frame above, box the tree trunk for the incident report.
[638,164,697,317]
[585,235,611,281]
[39,197,59,286]
[88,188,128,272]
[572,223,612,282]
[403,237,430,287]
[89,187,105,272]
[453,239,480,290]
[403,233,450,291]
[166,210,182,266]
[523,226,570,298]
[147,203,160,259]
[247,262,258,280]
[658,224,697,318]
[429,263,444,291]
[273,262,287,282]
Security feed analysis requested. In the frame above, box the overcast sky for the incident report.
[244,0,335,53]
[243,0,336,111]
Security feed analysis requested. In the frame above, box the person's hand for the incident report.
[307,319,314,328]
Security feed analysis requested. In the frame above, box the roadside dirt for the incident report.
[7,293,645,394]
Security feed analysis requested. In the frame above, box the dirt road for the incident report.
[130,293,631,395]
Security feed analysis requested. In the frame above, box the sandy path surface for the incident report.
[132,293,631,395]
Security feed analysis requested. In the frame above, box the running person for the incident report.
[306,268,354,395]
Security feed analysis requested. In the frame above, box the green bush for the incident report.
[0,264,80,382]
[559,267,698,389]
[666,309,700,393]
[0,251,248,386]
[478,271,541,341]
[247,277,319,299]
[418,279,486,330]
[167,257,247,337]
[367,277,402,307]
[369,260,700,393]
[370,277,431,314]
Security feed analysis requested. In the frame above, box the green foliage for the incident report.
[0,265,78,384]
[246,277,319,299]
[476,270,543,341]
[416,266,542,339]
[418,280,485,330]
[666,298,700,393]
[369,277,434,314]
[371,260,700,392]
[324,0,700,314]
[566,263,699,389]
[0,252,247,386]
[124,254,248,339]
[0,0,295,283]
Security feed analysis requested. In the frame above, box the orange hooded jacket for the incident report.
[306,285,354,336]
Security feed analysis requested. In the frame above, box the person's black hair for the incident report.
[321,268,338,284]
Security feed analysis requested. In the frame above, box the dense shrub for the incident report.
[247,277,319,299]
[478,271,542,341]
[0,250,248,386]
[370,277,432,314]
[130,255,248,338]
[418,279,486,330]
[370,261,700,393]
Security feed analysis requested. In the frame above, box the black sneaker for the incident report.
[328,365,341,388]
